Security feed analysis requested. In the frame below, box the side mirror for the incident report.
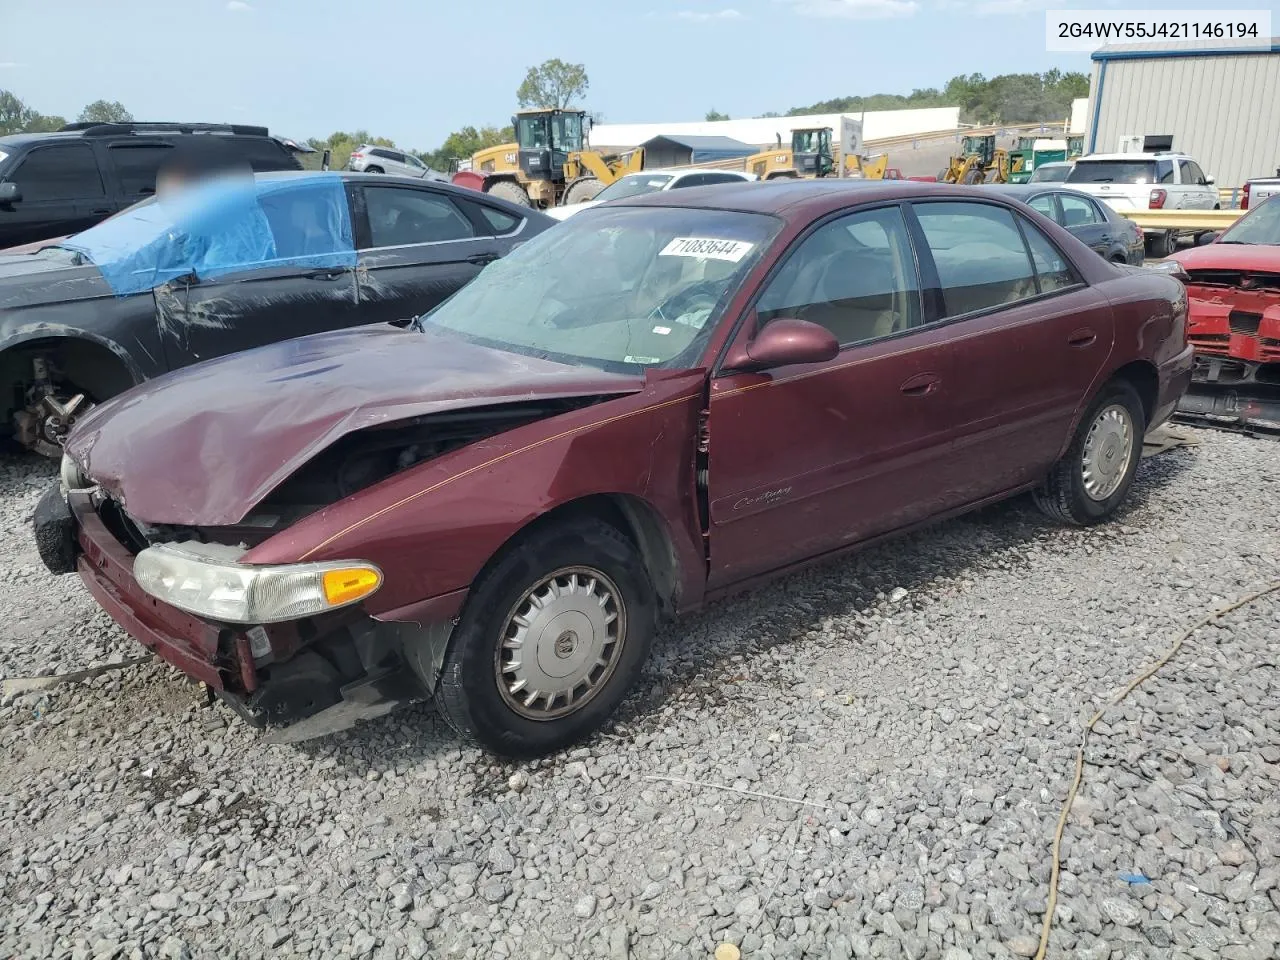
[723,317,840,372]
[1204,174,1215,185]
[1197,231,1220,246]
[0,182,21,204]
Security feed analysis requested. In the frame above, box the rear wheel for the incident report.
[1147,229,1175,259]
[435,517,657,757]
[1034,379,1145,526]
[562,177,603,206]
[962,167,984,184]
[486,180,532,208]
[365,165,384,174]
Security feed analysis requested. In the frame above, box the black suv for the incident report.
[0,122,302,250]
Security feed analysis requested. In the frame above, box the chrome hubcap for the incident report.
[1081,404,1134,501]
[495,566,625,721]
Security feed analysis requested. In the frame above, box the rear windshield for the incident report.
[595,175,675,202]
[1067,160,1158,184]
[1029,165,1070,183]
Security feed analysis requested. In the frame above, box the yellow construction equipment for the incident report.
[745,126,893,181]
[454,108,643,208]
[939,135,1013,184]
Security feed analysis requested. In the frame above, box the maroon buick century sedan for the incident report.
[36,180,1192,756]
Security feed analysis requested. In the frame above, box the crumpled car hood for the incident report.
[66,324,644,526]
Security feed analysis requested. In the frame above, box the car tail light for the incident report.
[1242,182,1251,210]
[1149,189,1167,209]
[351,153,364,161]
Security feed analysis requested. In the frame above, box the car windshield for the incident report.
[419,206,781,372]
[1218,197,1280,245]
[1030,165,1070,183]
[1067,160,1157,184]
[594,174,675,202]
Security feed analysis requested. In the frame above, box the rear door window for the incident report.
[460,199,521,236]
[363,186,476,247]
[1027,194,1058,221]
[106,143,173,197]
[1019,218,1081,293]
[1058,194,1099,227]
[10,144,106,201]
[912,201,1039,316]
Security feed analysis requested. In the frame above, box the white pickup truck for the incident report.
[1064,152,1219,257]
[1243,172,1280,209]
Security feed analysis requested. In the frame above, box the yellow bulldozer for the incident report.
[939,134,1020,184]
[745,127,893,181]
[452,108,642,208]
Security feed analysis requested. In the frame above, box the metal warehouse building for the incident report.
[1087,39,1280,189]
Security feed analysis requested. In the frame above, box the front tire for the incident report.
[436,517,657,757]
[1034,379,1146,526]
[562,177,602,206]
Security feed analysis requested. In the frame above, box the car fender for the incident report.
[243,371,711,621]
[0,324,145,385]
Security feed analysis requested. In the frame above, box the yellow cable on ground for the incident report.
[1034,580,1280,960]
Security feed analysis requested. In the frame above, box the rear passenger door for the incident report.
[352,183,505,324]
[908,199,1114,500]
[1053,192,1110,254]
[0,143,110,247]
[102,141,174,208]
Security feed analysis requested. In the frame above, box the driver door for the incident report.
[707,205,962,588]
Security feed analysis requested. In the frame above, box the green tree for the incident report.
[419,124,513,172]
[78,99,133,124]
[705,108,729,122]
[516,59,589,110]
[0,90,34,135]
[24,113,67,133]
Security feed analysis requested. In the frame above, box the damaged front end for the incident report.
[1177,268,1280,434]
[36,392,622,739]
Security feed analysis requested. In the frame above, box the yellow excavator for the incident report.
[452,108,642,208]
[745,127,893,181]
[939,135,1017,184]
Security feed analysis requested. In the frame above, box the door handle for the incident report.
[91,208,112,215]
[900,372,941,397]
[304,269,344,281]
[466,252,498,265]
[1068,328,1097,348]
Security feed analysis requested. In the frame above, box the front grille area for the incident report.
[1229,311,1263,336]
[1187,269,1280,291]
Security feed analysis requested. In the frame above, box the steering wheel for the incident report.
[650,280,721,322]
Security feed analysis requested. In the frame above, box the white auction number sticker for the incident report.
[659,237,755,262]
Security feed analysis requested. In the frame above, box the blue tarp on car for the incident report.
[63,173,355,297]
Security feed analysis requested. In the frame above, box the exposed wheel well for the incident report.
[479,494,682,618]
[1109,360,1158,427]
[0,338,136,420]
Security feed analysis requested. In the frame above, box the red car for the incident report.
[1165,195,1280,432]
[35,180,1192,756]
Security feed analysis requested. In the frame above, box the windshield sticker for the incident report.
[660,237,755,262]
[624,355,661,364]
[652,325,672,335]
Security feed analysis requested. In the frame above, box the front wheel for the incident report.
[435,517,657,757]
[1034,379,1146,526]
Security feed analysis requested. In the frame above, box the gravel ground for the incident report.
[2,427,1278,960]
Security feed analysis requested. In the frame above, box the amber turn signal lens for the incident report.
[322,567,382,607]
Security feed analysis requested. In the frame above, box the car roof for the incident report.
[0,131,87,148]
[1078,153,1188,162]
[616,178,1000,218]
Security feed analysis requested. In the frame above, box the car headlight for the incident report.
[1147,260,1188,279]
[60,453,92,492]
[133,542,383,624]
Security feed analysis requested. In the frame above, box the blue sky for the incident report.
[2,0,1273,150]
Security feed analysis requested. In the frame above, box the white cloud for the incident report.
[972,0,1051,13]
[784,0,919,19]
[0,62,20,69]
[226,0,253,11]
[674,8,743,20]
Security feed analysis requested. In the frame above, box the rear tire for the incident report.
[365,165,384,174]
[486,180,532,208]
[436,517,657,758]
[562,177,603,206]
[1034,379,1146,526]
[1147,230,1175,259]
